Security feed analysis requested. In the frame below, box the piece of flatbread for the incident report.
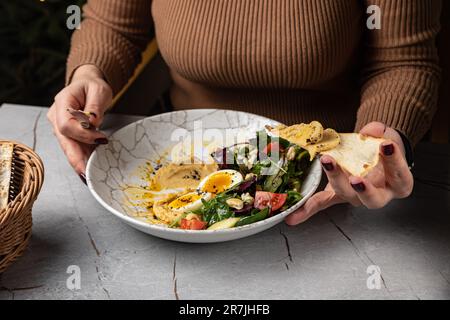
[303,128,341,160]
[268,121,324,146]
[267,123,341,160]
[0,143,14,210]
[321,133,385,177]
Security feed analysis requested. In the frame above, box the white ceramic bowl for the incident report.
[86,109,322,243]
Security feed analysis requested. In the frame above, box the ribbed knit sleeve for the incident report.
[355,0,442,145]
[66,0,153,95]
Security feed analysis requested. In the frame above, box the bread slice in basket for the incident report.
[0,142,13,210]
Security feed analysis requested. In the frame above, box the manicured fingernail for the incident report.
[351,182,366,193]
[89,112,97,118]
[80,121,90,129]
[382,144,394,156]
[95,138,109,145]
[79,173,87,185]
[322,161,334,171]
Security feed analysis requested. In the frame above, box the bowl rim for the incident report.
[86,108,322,235]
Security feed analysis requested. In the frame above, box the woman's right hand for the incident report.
[47,64,113,181]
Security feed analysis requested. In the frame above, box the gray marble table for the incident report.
[0,103,449,300]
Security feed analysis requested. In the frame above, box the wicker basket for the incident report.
[0,140,44,273]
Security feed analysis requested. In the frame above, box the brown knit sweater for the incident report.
[67,0,442,145]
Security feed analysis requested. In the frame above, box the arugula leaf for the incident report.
[277,158,296,193]
[281,190,303,211]
[263,166,284,192]
[251,159,271,175]
[193,191,236,226]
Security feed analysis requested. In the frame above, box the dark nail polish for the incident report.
[95,138,109,145]
[351,182,366,193]
[322,162,334,171]
[79,173,87,185]
[81,121,91,129]
[90,112,97,118]
[382,144,394,156]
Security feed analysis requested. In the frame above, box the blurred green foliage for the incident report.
[0,0,85,107]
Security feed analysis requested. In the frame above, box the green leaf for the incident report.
[193,191,236,226]
[281,191,303,211]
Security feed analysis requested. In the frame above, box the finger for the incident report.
[54,95,108,145]
[47,103,56,124]
[359,122,405,154]
[53,126,94,175]
[359,121,386,138]
[320,155,361,206]
[59,117,108,145]
[349,176,394,209]
[83,81,112,128]
[285,190,342,225]
[49,110,93,175]
[380,141,414,198]
[54,87,108,144]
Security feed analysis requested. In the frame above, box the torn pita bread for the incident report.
[321,133,385,177]
[267,121,385,177]
[267,123,341,160]
[267,121,324,146]
[0,143,13,210]
[303,128,340,160]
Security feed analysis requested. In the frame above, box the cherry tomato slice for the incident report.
[180,218,207,230]
[254,191,288,212]
[263,142,283,156]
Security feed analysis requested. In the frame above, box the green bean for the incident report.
[235,208,270,227]
[296,150,309,162]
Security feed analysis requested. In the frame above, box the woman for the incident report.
[47,0,442,225]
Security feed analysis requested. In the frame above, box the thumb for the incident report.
[359,121,386,138]
[285,190,341,225]
[83,81,113,129]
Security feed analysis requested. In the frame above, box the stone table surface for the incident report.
[0,103,449,300]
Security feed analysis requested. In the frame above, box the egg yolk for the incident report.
[201,173,232,193]
[169,193,203,209]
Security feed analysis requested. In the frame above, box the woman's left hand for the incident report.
[285,122,414,225]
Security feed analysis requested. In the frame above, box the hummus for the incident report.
[152,191,186,224]
[149,162,218,191]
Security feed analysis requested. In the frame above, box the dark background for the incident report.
[0,0,85,107]
[0,0,448,142]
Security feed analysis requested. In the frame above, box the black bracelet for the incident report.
[395,130,414,170]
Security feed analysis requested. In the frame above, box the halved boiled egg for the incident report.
[198,169,243,194]
[167,191,212,213]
